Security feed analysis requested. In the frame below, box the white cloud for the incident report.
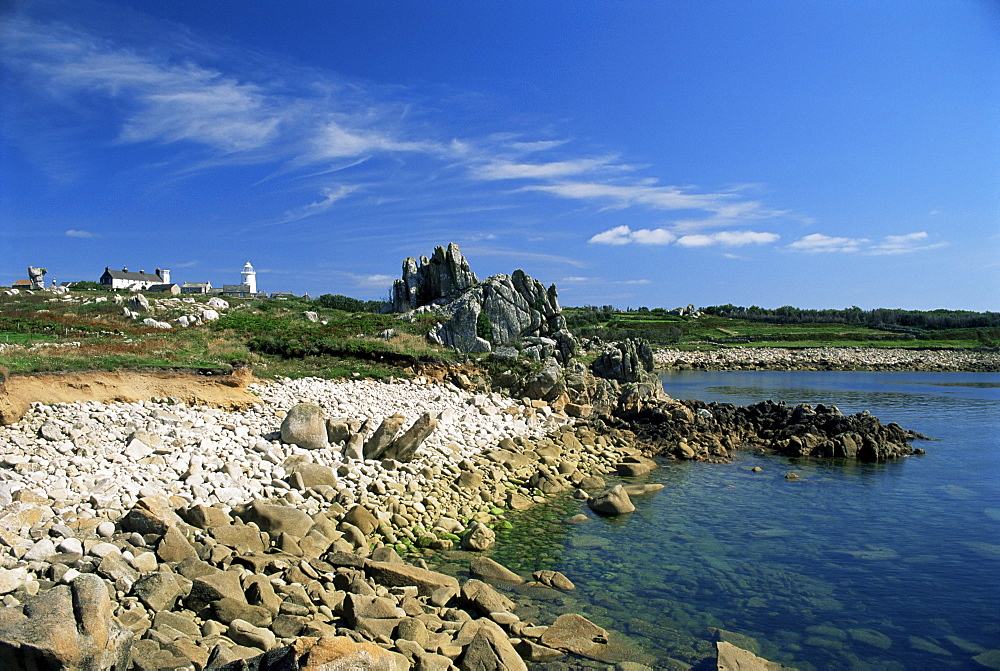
[65,229,96,238]
[526,182,737,213]
[589,225,675,245]
[311,123,443,160]
[353,274,395,288]
[463,247,587,267]
[591,226,775,248]
[508,139,570,154]
[589,225,634,245]
[473,156,619,180]
[867,231,947,255]
[631,228,677,245]
[279,184,359,224]
[788,233,868,253]
[675,234,715,247]
[788,231,945,255]
[712,230,780,246]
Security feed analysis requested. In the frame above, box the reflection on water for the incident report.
[485,372,1000,670]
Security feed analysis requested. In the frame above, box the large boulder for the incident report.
[363,415,408,460]
[592,338,656,383]
[379,412,437,462]
[461,523,496,552]
[280,403,329,450]
[588,485,636,516]
[211,636,408,671]
[716,640,795,670]
[540,613,610,658]
[460,624,527,671]
[0,574,133,669]
[234,501,314,539]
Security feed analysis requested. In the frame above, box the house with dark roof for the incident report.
[99,267,170,291]
[148,284,181,295]
[181,282,212,294]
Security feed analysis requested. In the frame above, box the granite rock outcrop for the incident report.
[387,243,572,360]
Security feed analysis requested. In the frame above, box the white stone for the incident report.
[130,552,159,573]
[0,568,28,594]
[124,438,153,460]
[89,542,120,559]
[59,568,81,584]
[24,538,56,562]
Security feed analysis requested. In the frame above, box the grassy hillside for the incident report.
[2,290,994,381]
[0,290,458,379]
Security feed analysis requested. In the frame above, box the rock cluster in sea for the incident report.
[654,346,1000,372]
[617,395,924,462]
[0,376,668,669]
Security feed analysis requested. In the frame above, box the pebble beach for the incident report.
[653,346,1000,371]
[0,376,660,669]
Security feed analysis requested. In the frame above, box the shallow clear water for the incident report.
[488,371,1000,670]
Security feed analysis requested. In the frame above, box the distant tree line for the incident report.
[564,305,616,329]
[313,294,385,313]
[702,304,1000,331]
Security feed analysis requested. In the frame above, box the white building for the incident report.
[220,262,264,298]
[99,267,170,291]
[241,262,257,294]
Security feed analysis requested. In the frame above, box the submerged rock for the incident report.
[716,640,797,670]
[588,484,636,515]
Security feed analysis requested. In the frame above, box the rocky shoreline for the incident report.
[653,346,1000,372]
[0,374,801,670]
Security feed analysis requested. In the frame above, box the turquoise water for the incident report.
[489,371,1000,670]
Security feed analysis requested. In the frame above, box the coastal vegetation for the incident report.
[1,286,997,380]
[566,305,1000,349]
[0,290,453,379]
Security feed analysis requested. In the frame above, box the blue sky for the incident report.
[2,1,998,310]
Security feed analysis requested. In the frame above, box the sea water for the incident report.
[486,371,1000,670]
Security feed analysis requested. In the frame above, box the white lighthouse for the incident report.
[241,262,257,295]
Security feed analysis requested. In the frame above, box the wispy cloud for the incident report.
[867,231,947,255]
[788,231,945,255]
[278,184,360,224]
[3,19,282,153]
[3,11,801,261]
[65,229,96,238]
[1,16,446,172]
[472,156,622,180]
[788,233,868,253]
[589,225,778,248]
[675,231,779,247]
[310,123,446,161]
[464,246,588,268]
[524,181,746,213]
[351,273,395,288]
